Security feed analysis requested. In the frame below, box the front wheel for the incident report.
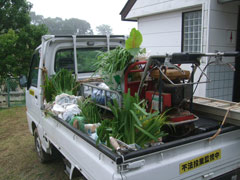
[34,128,52,163]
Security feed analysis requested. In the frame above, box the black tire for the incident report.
[34,128,52,163]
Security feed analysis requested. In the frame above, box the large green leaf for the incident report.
[125,28,143,50]
[135,124,158,142]
[130,110,142,127]
[127,48,141,57]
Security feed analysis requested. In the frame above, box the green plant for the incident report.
[96,118,112,147]
[132,104,168,147]
[94,47,132,76]
[43,74,55,102]
[108,90,141,144]
[96,90,167,148]
[43,69,79,102]
[125,28,146,57]
[94,28,146,90]
[78,99,101,124]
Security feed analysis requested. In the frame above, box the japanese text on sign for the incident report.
[180,149,221,174]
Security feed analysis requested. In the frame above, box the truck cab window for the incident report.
[27,52,40,89]
[55,49,74,72]
[55,48,106,73]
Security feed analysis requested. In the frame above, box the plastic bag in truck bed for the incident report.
[91,83,118,105]
[51,93,83,122]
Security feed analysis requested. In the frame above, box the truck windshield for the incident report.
[55,48,106,73]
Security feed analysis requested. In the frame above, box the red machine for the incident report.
[124,61,149,96]
[145,91,171,113]
[123,57,198,124]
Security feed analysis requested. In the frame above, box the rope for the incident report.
[209,103,240,141]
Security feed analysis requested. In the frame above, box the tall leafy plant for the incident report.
[94,46,133,90]
[94,28,145,90]
[43,69,79,102]
[95,46,133,77]
[96,90,167,147]
[132,104,168,147]
[108,90,141,144]
[78,99,101,124]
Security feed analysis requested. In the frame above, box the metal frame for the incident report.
[72,35,78,78]
[81,83,122,111]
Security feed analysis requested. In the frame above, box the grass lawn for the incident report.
[0,107,70,180]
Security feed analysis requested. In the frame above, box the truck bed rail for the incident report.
[80,83,122,111]
[193,96,240,126]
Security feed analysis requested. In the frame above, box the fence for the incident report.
[0,78,25,108]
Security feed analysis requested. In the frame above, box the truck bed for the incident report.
[49,112,240,180]
[48,82,240,179]
[52,113,239,163]
[78,82,240,161]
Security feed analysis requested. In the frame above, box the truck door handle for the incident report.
[35,95,38,99]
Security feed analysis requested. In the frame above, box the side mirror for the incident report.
[19,75,27,88]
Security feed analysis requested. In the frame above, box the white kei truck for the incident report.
[20,35,240,180]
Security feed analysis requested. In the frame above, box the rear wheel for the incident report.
[34,128,52,163]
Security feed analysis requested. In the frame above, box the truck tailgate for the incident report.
[120,127,240,180]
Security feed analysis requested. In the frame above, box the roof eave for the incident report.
[120,0,137,22]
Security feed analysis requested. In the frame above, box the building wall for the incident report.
[206,0,240,101]
[137,1,209,97]
[138,11,182,54]
[127,0,205,20]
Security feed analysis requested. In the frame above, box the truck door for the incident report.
[26,50,42,128]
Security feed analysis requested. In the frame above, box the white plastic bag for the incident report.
[50,93,82,122]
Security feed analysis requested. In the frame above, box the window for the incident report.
[55,48,106,73]
[182,10,202,53]
[27,52,40,89]
[55,49,74,72]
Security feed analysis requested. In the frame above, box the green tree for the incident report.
[0,0,48,79]
[14,24,48,76]
[0,0,32,34]
[30,12,93,35]
[30,11,44,25]
[0,29,18,78]
[64,18,93,35]
[96,24,113,35]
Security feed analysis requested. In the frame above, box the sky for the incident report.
[28,0,137,35]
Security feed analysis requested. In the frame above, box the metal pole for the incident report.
[158,68,163,113]
[106,34,110,52]
[7,78,10,107]
[72,35,78,78]
[190,65,195,112]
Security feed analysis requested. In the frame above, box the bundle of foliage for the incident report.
[94,28,145,90]
[78,99,102,124]
[133,105,168,147]
[95,46,133,77]
[96,118,112,147]
[96,90,167,147]
[43,69,78,102]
